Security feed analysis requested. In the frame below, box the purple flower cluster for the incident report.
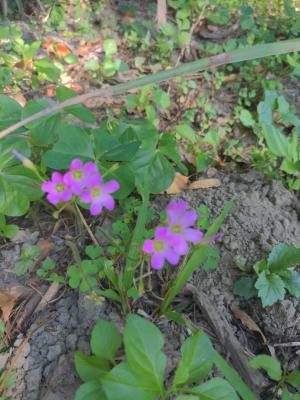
[143,199,204,270]
[41,159,120,215]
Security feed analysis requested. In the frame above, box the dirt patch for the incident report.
[1,172,299,399]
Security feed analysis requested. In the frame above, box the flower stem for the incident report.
[74,203,99,247]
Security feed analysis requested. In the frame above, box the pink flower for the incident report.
[63,159,97,195]
[80,174,120,216]
[143,227,187,270]
[166,199,203,252]
[41,172,72,205]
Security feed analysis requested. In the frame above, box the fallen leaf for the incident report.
[56,43,70,58]
[45,85,56,97]
[9,93,26,107]
[36,240,54,264]
[166,172,221,194]
[0,285,30,323]
[188,178,221,190]
[232,307,267,343]
[166,172,189,194]
[44,38,71,58]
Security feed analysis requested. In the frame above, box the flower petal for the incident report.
[169,235,189,254]
[84,161,98,175]
[61,190,72,202]
[182,210,198,227]
[52,172,63,183]
[80,190,92,203]
[143,240,154,254]
[102,194,115,211]
[90,202,103,215]
[151,253,164,269]
[184,228,203,244]
[47,193,61,205]
[164,249,180,266]
[41,181,55,193]
[86,173,102,187]
[102,180,120,194]
[155,226,169,240]
[70,159,83,170]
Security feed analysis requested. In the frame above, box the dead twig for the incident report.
[34,282,62,313]
[174,0,209,67]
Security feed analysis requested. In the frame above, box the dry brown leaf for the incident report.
[232,307,267,343]
[0,285,29,322]
[36,240,54,264]
[9,93,26,107]
[166,172,189,194]
[188,178,221,190]
[166,172,221,194]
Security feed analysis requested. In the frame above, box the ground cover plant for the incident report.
[0,1,300,399]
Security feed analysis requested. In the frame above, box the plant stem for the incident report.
[74,203,99,247]
[1,39,300,138]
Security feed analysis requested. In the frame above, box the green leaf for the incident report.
[56,86,96,123]
[287,370,300,389]
[124,314,166,392]
[201,245,220,270]
[91,320,122,361]
[2,224,18,238]
[22,99,52,130]
[190,377,239,400]
[261,125,294,160]
[75,380,107,400]
[233,277,257,300]
[34,58,60,81]
[0,167,42,217]
[102,362,158,400]
[146,151,174,193]
[214,353,257,400]
[268,243,300,273]
[15,259,34,276]
[103,39,117,56]
[74,352,110,382]
[173,331,214,386]
[85,246,103,259]
[152,90,170,109]
[249,355,282,381]
[0,95,22,130]
[205,198,233,238]
[255,271,285,307]
[176,124,196,143]
[43,125,94,169]
[105,163,135,199]
[281,387,300,400]
[67,265,81,288]
[240,109,255,127]
[84,60,100,71]
[257,90,277,125]
[102,141,141,162]
[282,271,300,297]
[29,114,61,146]
[175,397,198,400]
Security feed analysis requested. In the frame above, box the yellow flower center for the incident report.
[171,224,181,233]
[91,187,101,198]
[154,240,164,251]
[72,170,83,180]
[56,184,64,192]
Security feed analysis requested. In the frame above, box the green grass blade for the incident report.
[122,187,150,291]
[214,353,257,400]
[1,39,300,138]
